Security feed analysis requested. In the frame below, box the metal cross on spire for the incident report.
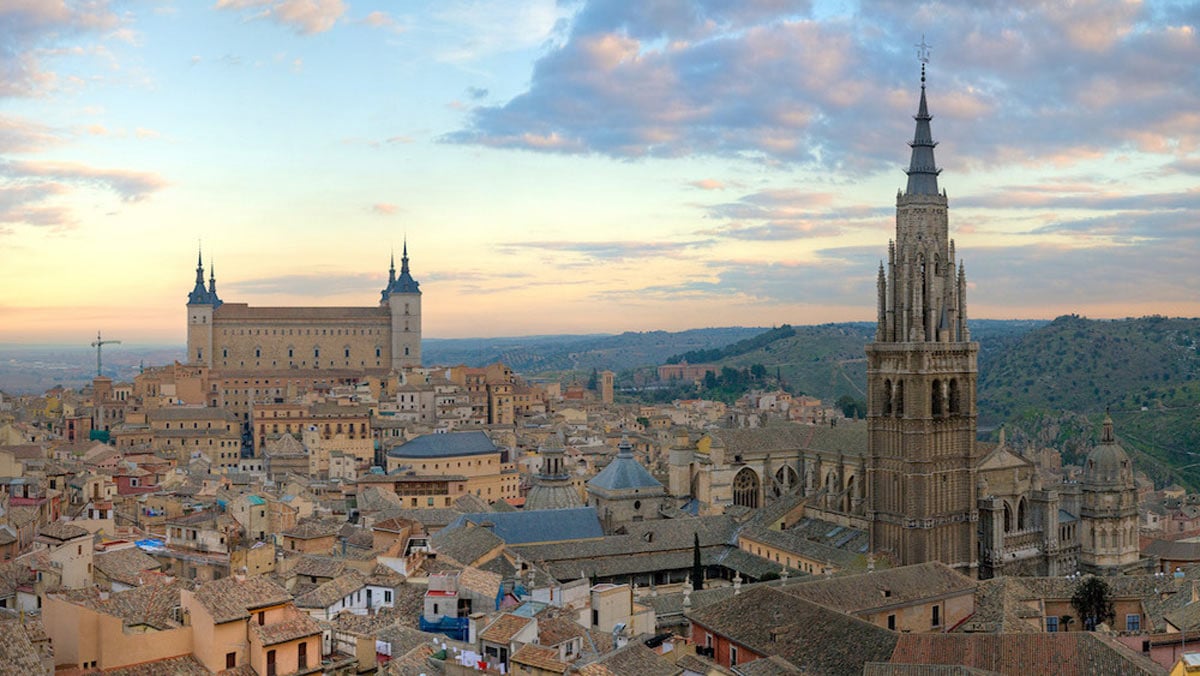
[916,34,931,65]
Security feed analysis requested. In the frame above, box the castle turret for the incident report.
[380,240,422,369]
[186,248,220,366]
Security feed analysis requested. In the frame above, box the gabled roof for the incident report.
[480,613,534,644]
[192,576,293,624]
[687,585,897,675]
[94,547,163,587]
[37,520,90,542]
[780,562,975,615]
[294,570,366,609]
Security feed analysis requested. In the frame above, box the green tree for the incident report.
[692,532,704,591]
[586,368,598,391]
[836,395,866,419]
[1070,576,1115,631]
[750,363,767,380]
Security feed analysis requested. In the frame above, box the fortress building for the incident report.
[186,243,422,373]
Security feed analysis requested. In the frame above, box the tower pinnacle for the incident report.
[905,36,940,196]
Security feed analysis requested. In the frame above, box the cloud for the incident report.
[0,115,62,154]
[696,188,889,241]
[688,179,725,191]
[449,1,1200,177]
[214,0,347,35]
[361,10,404,33]
[0,160,168,231]
[466,87,489,100]
[498,239,714,263]
[372,203,399,215]
[0,1,120,98]
[3,161,167,202]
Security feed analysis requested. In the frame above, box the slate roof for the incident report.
[387,431,498,459]
[706,421,868,458]
[888,632,1161,675]
[439,507,604,546]
[686,585,898,676]
[588,439,663,494]
[192,576,293,624]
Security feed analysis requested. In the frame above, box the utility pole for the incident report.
[91,330,121,377]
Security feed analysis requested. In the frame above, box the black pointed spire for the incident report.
[195,246,205,286]
[388,250,396,284]
[400,238,410,275]
[905,39,941,196]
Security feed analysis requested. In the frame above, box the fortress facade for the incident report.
[185,244,421,373]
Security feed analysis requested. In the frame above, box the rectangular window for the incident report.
[730,645,739,666]
[1045,616,1059,633]
[887,614,896,630]
[226,652,236,669]
[298,641,307,670]
[932,604,941,627]
[1127,614,1141,632]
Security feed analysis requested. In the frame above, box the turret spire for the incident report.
[400,237,410,275]
[195,245,205,286]
[389,249,396,284]
[208,260,217,294]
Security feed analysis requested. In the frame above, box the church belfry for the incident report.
[867,43,980,574]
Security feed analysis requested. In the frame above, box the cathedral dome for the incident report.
[1083,414,1132,486]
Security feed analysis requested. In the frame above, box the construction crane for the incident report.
[91,330,121,377]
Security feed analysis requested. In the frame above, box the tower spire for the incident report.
[905,35,940,196]
[195,245,205,285]
[389,249,396,284]
[208,260,217,294]
[400,237,410,275]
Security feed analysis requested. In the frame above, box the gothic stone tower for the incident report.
[381,241,422,369]
[867,60,980,574]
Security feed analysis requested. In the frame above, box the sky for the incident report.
[1,0,1199,344]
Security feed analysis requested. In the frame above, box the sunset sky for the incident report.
[2,0,1198,344]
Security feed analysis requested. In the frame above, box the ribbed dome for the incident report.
[1084,414,1132,485]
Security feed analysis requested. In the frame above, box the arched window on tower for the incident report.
[894,380,905,418]
[883,379,893,416]
[1003,502,1013,533]
[1017,497,1027,531]
[733,468,760,510]
[931,379,943,417]
[948,379,960,415]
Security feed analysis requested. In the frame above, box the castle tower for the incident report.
[867,48,980,574]
[600,370,615,405]
[380,241,422,370]
[186,248,221,367]
[1079,414,1140,575]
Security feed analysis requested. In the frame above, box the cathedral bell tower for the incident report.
[867,43,980,574]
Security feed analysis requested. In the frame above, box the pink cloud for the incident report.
[372,203,399,215]
[689,179,726,191]
[214,0,346,35]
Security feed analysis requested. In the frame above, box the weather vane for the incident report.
[916,34,931,65]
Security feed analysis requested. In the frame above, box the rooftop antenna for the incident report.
[91,330,121,377]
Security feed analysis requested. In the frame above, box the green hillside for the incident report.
[978,315,1200,425]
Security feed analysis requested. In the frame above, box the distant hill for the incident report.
[422,327,767,376]
[977,315,1200,489]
